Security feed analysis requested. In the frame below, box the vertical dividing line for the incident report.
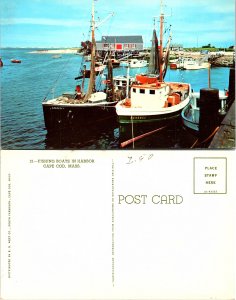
[131,116,135,149]
[112,159,115,287]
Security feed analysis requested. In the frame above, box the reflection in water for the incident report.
[45,116,199,150]
[45,119,120,150]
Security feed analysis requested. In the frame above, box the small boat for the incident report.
[11,59,21,63]
[0,58,3,67]
[181,90,228,132]
[182,59,210,70]
[170,57,210,70]
[52,55,61,59]
[169,58,183,69]
[128,59,148,68]
[115,5,191,126]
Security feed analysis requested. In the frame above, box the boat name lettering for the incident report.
[132,116,146,119]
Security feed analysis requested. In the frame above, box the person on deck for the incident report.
[75,85,82,99]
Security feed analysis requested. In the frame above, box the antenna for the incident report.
[95,12,114,28]
[160,0,163,14]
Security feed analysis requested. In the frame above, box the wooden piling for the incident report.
[198,88,220,143]
[228,68,235,106]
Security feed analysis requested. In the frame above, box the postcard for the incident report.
[1,149,235,299]
[1,0,235,299]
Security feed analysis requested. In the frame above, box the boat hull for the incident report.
[119,116,182,148]
[42,101,118,132]
[117,109,182,124]
[11,60,21,63]
[182,115,199,132]
[116,94,191,124]
[170,63,178,69]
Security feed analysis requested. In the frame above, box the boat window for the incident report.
[133,88,136,93]
[149,90,155,95]
[140,89,145,94]
[122,81,126,86]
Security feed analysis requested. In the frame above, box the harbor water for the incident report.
[0,48,231,150]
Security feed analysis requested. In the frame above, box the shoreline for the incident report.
[28,49,79,54]
[25,48,235,67]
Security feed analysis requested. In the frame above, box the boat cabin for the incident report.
[113,76,135,91]
[127,82,189,108]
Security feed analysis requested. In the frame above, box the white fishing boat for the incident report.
[120,59,148,68]
[115,3,192,125]
[129,59,148,68]
[182,59,210,70]
[170,57,210,70]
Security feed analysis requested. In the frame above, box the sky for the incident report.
[0,0,235,48]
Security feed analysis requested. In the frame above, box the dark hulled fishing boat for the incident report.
[42,0,119,133]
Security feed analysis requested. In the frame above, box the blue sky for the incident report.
[0,0,235,48]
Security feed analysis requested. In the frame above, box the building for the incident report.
[96,36,143,52]
[170,44,183,51]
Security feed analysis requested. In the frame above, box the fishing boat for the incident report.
[120,59,147,68]
[113,74,135,94]
[181,90,229,132]
[128,59,148,68]
[182,59,210,70]
[170,57,210,70]
[115,4,192,125]
[169,58,183,69]
[11,59,21,63]
[42,0,120,132]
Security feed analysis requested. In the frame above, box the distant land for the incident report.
[1,47,96,49]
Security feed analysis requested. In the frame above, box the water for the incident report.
[0,48,231,150]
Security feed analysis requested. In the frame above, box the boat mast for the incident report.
[84,0,96,101]
[159,0,164,82]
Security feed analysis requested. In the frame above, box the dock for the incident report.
[209,102,235,149]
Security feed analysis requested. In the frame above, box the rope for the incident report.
[190,126,220,148]
[190,138,199,149]
[121,125,167,148]
[43,55,73,101]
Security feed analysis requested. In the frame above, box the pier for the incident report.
[209,102,235,148]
